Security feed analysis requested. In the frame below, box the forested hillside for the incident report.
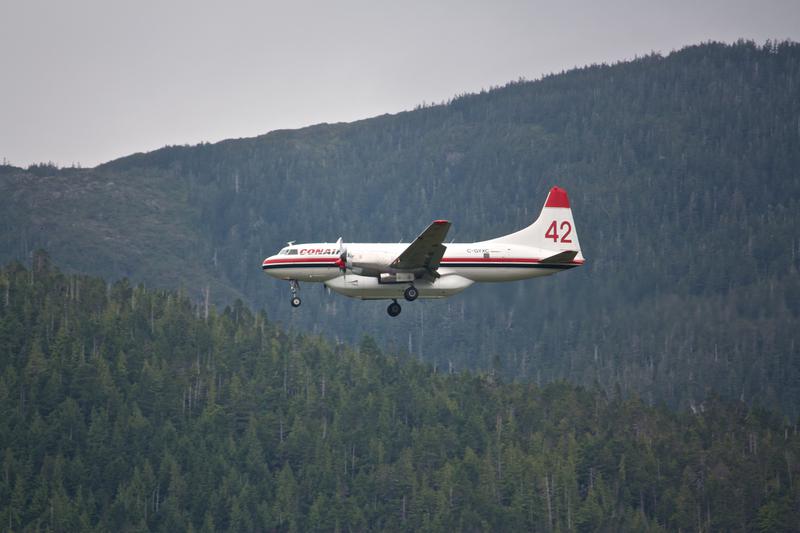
[1,40,799,415]
[0,256,798,531]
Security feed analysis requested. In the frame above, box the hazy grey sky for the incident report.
[1,0,798,168]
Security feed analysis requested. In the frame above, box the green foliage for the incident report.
[0,40,799,418]
[0,259,798,531]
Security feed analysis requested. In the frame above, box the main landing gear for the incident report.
[388,285,418,317]
[289,279,301,307]
[387,300,402,317]
[403,285,419,302]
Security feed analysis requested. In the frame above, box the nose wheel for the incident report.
[387,300,401,317]
[403,285,419,302]
[289,279,301,307]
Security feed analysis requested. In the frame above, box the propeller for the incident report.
[335,237,347,272]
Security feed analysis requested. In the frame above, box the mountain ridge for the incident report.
[2,39,798,415]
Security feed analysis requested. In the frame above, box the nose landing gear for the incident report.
[387,300,402,317]
[289,279,301,307]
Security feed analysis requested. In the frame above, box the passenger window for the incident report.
[483,252,490,259]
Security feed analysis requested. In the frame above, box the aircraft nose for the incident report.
[263,254,288,276]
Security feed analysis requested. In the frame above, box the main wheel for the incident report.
[387,301,402,317]
[291,297,302,307]
[403,285,419,302]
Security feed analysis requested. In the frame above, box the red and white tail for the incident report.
[487,186,582,256]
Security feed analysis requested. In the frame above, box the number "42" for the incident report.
[545,220,573,243]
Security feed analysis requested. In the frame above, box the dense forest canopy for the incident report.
[1,40,799,418]
[0,256,798,531]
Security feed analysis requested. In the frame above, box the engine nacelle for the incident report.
[379,272,415,284]
[347,250,396,276]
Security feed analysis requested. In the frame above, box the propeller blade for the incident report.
[335,237,347,272]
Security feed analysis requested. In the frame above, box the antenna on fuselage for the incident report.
[287,240,295,246]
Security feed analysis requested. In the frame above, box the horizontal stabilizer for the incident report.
[540,250,578,264]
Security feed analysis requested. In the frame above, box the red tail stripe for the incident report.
[544,186,570,208]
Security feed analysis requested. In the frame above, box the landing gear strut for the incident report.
[403,285,419,302]
[289,279,301,307]
[387,299,401,317]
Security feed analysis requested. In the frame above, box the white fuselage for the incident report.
[262,241,583,300]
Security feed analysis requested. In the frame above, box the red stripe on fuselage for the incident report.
[261,256,584,267]
[441,257,584,265]
[262,257,337,266]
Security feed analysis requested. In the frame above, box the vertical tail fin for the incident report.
[487,186,583,257]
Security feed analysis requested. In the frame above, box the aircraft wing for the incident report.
[391,220,451,273]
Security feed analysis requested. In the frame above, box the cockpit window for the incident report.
[279,248,288,255]
[287,249,298,255]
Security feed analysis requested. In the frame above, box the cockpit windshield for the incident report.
[279,248,289,255]
[287,249,298,255]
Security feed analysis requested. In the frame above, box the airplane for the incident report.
[261,186,584,317]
